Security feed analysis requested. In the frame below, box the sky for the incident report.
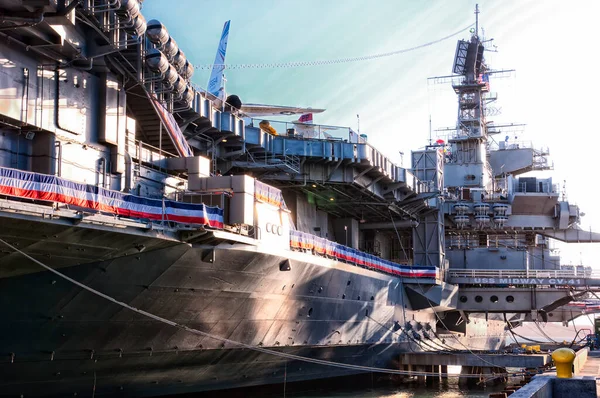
[141,0,600,266]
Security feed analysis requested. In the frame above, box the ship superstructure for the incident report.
[0,2,598,397]
[429,9,600,327]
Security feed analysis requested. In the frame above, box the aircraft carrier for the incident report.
[0,1,599,397]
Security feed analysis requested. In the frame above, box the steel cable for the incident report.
[388,213,513,371]
[194,24,475,70]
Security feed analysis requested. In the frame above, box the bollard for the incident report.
[552,347,576,378]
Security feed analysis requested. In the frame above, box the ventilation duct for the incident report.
[181,60,194,80]
[145,48,169,76]
[116,0,140,21]
[172,77,187,96]
[124,13,146,37]
[173,50,187,73]
[163,37,179,60]
[163,64,178,87]
[146,19,169,46]
[180,86,194,104]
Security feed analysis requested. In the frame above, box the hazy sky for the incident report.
[141,0,600,266]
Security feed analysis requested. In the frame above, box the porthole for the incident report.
[475,295,483,303]
[265,223,272,233]
[459,296,468,303]
[307,308,313,317]
[490,295,499,303]
[506,295,514,303]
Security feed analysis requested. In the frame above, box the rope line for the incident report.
[194,23,475,70]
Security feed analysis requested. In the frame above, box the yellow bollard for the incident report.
[552,348,576,378]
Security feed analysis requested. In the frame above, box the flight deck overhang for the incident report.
[220,126,428,222]
[539,227,600,243]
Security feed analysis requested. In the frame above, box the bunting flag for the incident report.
[0,167,223,228]
[290,229,438,278]
[148,96,194,158]
[255,180,287,209]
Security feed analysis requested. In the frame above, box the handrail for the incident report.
[125,136,179,165]
[133,138,178,159]
[188,81,247,119]
[448,268,598,279]
[249,118,356,142]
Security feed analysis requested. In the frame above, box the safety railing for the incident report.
[125,135,179,165]
[448,268,598,279]
[513,179,555,194]
[489,140,550,155]
[249,118,363,143]
[188,81,247,120]
[249,152,301,174]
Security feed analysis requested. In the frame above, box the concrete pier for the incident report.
[416,365,426,384]
[396,351,551,388]
[509,350,600,397]
[458,366,477,388]
[510,376,596,398]
[440,364,448,381]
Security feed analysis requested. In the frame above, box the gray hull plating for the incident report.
[0,221,504,396]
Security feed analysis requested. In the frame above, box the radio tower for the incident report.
[443,3,493,191]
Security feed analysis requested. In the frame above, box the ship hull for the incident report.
[0,213,505,396]
[3,343,412,397]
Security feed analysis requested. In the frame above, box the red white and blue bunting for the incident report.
[0,167,223,228]
[148,96,194,158]
[290,229,437,278]
[255,180,287,209]
[0,166,436,279]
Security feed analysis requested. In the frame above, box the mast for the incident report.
[444,3,492,192]
[429,114,432,146]
[475,4,479,38]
